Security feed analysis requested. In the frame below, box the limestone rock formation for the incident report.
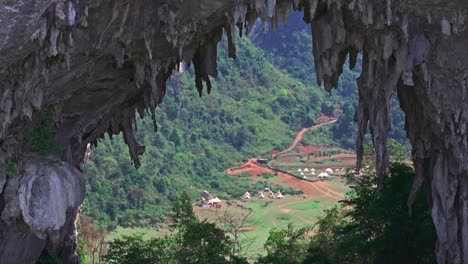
[0,157,84,263]
[0,0,467,263]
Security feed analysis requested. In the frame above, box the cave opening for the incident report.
[1,1,467,264]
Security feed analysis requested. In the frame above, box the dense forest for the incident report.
[82,13,408,228]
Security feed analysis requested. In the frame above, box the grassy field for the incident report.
[108,178,347,258]
[106,227,159,241]
[192,173,349,257]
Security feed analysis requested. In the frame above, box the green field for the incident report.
[107,173,349,258]
[204,196,336,257]
[194,176,348,257]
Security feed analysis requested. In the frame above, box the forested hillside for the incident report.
[83,13,408,228]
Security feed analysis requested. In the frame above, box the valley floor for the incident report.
[106,119,356,258]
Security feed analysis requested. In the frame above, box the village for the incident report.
[199,166,349,209]
[194,119,359,255]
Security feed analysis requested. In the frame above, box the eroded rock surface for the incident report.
[0,0,467,263]
[0,156,84,263]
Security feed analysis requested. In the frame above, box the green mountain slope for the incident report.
[83,14,408,228]
[83,34,327,227]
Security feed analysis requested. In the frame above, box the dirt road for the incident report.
[271,119,337,157]
[226,158,345,200]
[226,119,349,199]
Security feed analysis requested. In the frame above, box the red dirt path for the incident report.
[226,118,350,200]
[226,158,345,199]
[271,119,337,157]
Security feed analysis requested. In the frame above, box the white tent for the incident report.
[300,172,305,175]
[310,171,316,175]
[297,168,302,172]
[310,168,316,172]
[276,192,284,199]
[304,168,309,172]
[318,172,329,179]
[325,168,334,174]
[303,175,308,179]
[208,197,221,204]
[258,192,265,199]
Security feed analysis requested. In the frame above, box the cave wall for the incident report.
[0,0,467,263]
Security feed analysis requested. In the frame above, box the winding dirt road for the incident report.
[271,119,337,158]
[226,118,347,200]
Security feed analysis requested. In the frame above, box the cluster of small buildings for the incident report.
[297,167,344,179]
[243,188,284,200]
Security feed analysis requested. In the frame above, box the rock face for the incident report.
[0,157,84,263]
[0,0,467,263]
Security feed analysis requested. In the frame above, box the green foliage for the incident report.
[83,15,410,229]
[257,224,310,264]
[179,220,232,264]
[5,160,18,177]
[170,192,197,228]
[36,249,60,264]
[101,165,435,264]
[103,233,178,264]
[22,104,62,156]
[364,139,409,167]
[332,102,356,149]
[386,139,408,162]
[103,194,237,264]
[83,33,325,228]
[260,173,275,179]
[306,164,436,264]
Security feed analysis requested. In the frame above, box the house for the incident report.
[258,192,265,199]
[325,168,334,174]
[257,158,268,164]
[243,192,251,199]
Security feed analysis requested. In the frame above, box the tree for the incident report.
[154,178,167,194]
[170,191,196,229]
[215,209,255,258]
[363,139,409,168]
[179,220,232,264]
[386,139,408,162]
[78,216,107,264]
[304,164,436,264]
[332,102,356,149]
[169,129,182,148]
[257,224,310,264]
[102,192,238,264]
[103,234,178,264]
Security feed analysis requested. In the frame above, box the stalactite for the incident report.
[1,1,468,263]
